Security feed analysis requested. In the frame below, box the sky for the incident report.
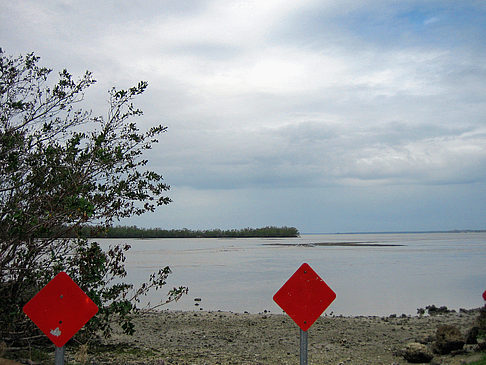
[1,0,486,233]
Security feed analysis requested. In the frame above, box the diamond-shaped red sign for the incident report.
[23,272,98,347]
[483,289,486,301]
[273,263,336,331]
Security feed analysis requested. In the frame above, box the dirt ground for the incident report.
[52,308,484,365]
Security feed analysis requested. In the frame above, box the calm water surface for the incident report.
[98,232,486,316]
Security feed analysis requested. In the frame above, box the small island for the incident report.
[81,225,300,238]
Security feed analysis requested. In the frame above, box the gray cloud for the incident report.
[2,0,486,231]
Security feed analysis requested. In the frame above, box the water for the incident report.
[97,232,486,316]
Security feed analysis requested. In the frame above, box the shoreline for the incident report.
[70,308,483,364]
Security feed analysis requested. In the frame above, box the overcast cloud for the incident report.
[2,0,485,232]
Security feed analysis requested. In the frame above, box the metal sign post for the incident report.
[273,263,336,364]
[55,346,65,365]
[300,329,308,365]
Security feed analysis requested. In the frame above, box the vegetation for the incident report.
[81,225,300,238]
[469,355,486,365]
[0,50,186,347]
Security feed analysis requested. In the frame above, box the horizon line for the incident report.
[302,229,486,235]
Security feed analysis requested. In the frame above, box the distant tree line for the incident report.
[80,225,300,238]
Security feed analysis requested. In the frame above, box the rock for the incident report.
[400,342,434,363]
[432,324,465,355]
[465,326,479,344]
[475,337,486,352]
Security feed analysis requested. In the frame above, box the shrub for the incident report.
[0,50,187,346]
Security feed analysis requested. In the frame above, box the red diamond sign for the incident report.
[483,289,486,301]
[23,272,98,347]
[273,263,336,331]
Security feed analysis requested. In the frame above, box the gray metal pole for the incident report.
[55,346,65,365]
[300,329,308,365]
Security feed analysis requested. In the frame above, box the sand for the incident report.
[62,308,484,365]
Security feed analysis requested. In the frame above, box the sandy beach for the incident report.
[57,308,484,365]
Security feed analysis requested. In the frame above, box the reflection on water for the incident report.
[97,232,486,316]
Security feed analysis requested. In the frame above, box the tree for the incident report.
[0,50,187,345]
